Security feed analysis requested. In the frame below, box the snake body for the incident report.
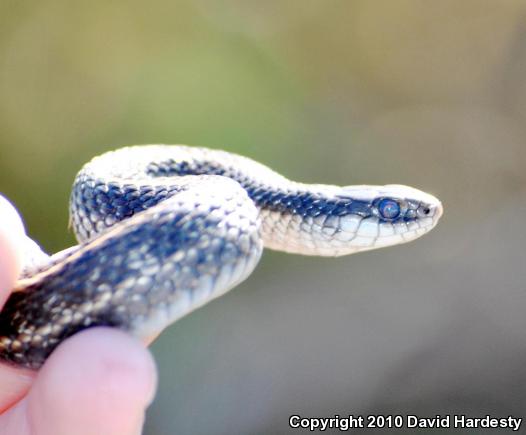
[0,145,443,369]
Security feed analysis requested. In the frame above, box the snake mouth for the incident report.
[430,200,444,222]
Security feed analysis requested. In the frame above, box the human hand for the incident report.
[0,195,157,435]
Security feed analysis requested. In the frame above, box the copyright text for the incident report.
[288,414,522,431]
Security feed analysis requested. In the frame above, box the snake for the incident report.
[0,145,443,369]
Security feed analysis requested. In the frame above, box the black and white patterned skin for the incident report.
[0,145,443,369]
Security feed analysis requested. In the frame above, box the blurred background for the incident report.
[1,1,526,434]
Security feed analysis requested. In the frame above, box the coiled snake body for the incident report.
[0,145,443,369]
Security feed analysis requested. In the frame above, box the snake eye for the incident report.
[378,198,401,220]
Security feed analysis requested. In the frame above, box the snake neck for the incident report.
[145,147,383,256]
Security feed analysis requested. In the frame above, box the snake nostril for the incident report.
[417,205,432,218]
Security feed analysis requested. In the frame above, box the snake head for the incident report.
[332,184,443,254]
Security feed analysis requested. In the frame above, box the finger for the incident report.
[1,328,157,435]
[0,195,26,307]
[0,196,37,410]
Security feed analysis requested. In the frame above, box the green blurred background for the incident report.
[2,1,526,434]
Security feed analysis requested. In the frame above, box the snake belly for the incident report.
[0,145,443,369]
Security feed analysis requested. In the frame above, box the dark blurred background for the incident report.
[2,1,526,434]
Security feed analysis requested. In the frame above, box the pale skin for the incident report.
[0,195,158,435]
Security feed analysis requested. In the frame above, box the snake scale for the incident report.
[0,145,443,369]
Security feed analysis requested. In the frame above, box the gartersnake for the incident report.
[0,145,443,369]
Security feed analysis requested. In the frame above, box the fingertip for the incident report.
[27,328,157,435]
[0,195,26,304]
[0,195,26,237]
